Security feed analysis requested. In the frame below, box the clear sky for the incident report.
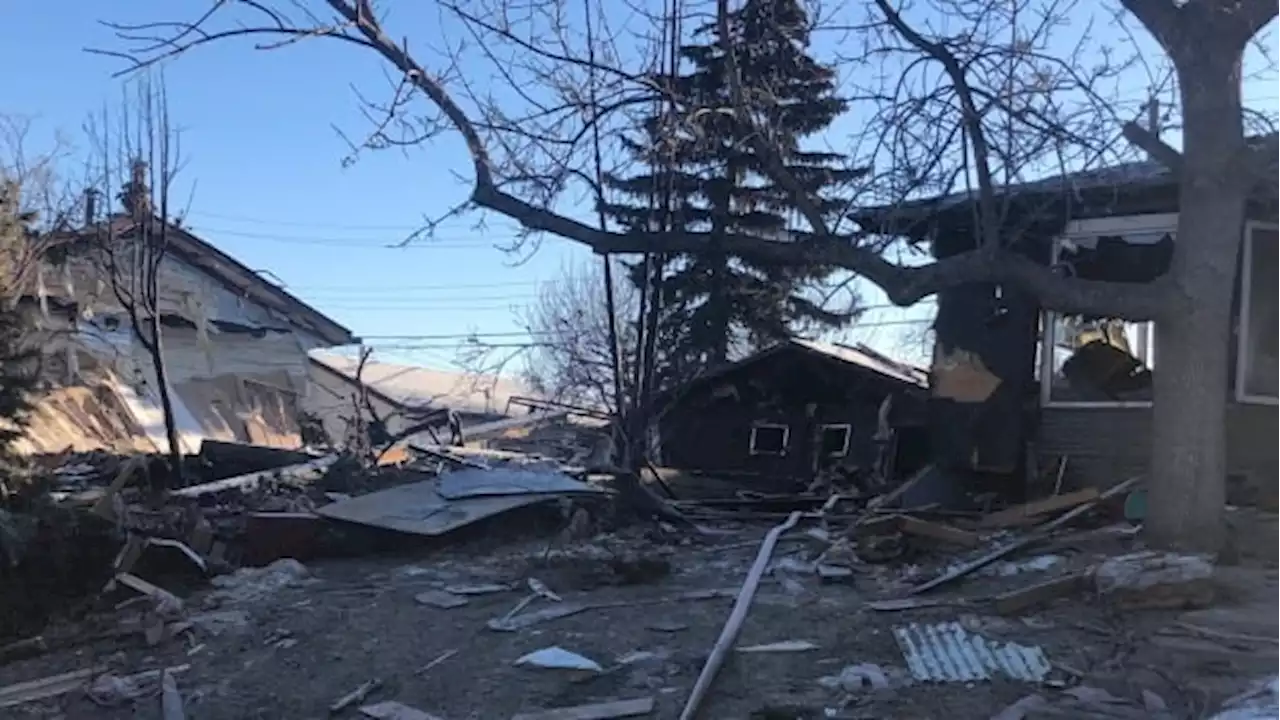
[2,1,1275,372]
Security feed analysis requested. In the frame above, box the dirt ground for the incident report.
[1,508,1276,720]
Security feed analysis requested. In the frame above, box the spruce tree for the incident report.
[0,181,38,476]
[602,0,860,374]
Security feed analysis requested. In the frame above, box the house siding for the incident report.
[1036,404,1278,501]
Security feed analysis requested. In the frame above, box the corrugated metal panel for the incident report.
[892,622,1052,683]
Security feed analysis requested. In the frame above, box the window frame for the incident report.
[1234,221,1279,406]
[1039,213,1175,409]
[748,423,790,456]
[819,423,853,458]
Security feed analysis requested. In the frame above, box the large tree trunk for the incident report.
[1144,36,1248,553]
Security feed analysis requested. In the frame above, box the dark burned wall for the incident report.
[930,233,1045,479]
[1038,405,1278,505]
[656,349,923,488]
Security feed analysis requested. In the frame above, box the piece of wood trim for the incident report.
[980,487,1100,528]
[897,515,982,547]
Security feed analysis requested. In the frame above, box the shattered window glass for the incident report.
[1043,226,1167,404]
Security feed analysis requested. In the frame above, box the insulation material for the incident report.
[14,378,159,455]
[930,347,1002,403]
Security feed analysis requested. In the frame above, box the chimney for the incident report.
[119,159,151,220]
[84,189,98,228]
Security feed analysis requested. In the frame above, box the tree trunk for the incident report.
[148,313,186,487]
[1144,41,1248,553]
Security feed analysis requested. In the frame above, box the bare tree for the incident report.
[85,76,188,485]
[95,0,1276,550]
[0,116,83,304]
[518,259,639,415]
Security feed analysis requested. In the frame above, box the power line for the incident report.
[289,280,541,291]
[188,224,509,248]
[305,293,537,303]
[185,210,476,232]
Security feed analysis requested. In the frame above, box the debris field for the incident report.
[0,440,1276,720]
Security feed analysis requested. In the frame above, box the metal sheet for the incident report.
[438,467,604,500]
[314,479,546,536]
[892,622,1052,683]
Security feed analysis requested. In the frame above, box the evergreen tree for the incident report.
[0,181,40,483]
[602,0,861,375]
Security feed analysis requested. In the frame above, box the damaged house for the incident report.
[853,139,1278,499]
[305,353,530,448]
[17,196,356,454]
[650,339,930,493]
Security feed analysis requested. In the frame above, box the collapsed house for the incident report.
[17,200,355,454]
[648,339,930,493]
[852,139,1279,500]
[305,353,532,448]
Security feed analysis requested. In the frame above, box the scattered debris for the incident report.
[511,697,656,720]
[980,487,1101,529]
[737,640,818,653]
[0,668,97,708]
[993,572,1092,615]
[160,668,186,720]
[817,663,892,692]
[171,455,340,498]
[990,694,1048,720]
[1094,551,1216,609]
[897,515,981,547]
[905,476,1141,595]
[415,648,459,676]
[444,582,510,596]
[515,646,604,672]
[331,678,383,714]
[359,700,444,720]
[892,622,1052,683]
[208,558,310,606]
[679,511,801,720]
[414,589,468,609]
[1211,675,1279,719]
[865,597,951,612]
[489,602,591,632]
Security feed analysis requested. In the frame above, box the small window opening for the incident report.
[749,423,789,455]
[820,424,852,457]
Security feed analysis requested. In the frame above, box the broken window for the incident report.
[1237,225,1278,403]
[1041,216,1169,405]
[749,423,789,455]
[820,424,852,457]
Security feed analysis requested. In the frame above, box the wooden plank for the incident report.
[512,697,656,720]
[993,572,1091,615]
[904,477,1140,596]
[170,455,338,498]
[0,668,95,708]
[980,487,1100,528]
[896,515,981,547]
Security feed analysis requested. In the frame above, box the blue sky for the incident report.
[2,0,1275,372]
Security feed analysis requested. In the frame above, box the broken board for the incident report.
[438,467,605,500]
[315,479,550,536]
